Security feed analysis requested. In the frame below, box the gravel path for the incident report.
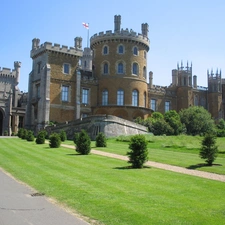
[62,144,225,183]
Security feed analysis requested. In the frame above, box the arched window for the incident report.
[103,45,108,55]
[133,46,138,55]
[132,63,139,75]
[103,62,108,74]
[117,89,124,105]
[118,45,124,54]
[144,51,147,59]
[143,66,146,79]
[84,60,87,68]
[102,89,108,105]
[144,92,146,107]
[132,90,138,106]
[118,62,124,74]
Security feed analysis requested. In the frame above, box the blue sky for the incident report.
[1,0,225,92]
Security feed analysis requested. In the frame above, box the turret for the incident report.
[32,38,40,50]
[172,69,178,86]
[193,75,197,88]
[141,23,149,37]
[74,37,82,50]
[114,15,121,32]
[14,61,21,85]
[149,71,153,88]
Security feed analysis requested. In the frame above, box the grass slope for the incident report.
[0,138,225,225]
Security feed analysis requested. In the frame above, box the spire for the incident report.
[177,62,179,70]
[181,60,184,70]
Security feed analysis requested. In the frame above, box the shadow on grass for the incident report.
[114,165,151,170]
[187,163,222,169]
[219,151,225,154]
[66,153,83,156]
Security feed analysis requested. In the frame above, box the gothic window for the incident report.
[62,85,69,102]
[117,89,124,105]
[144,92,146,107]
[103,45,109,55]
[103,62,109,74]
[36,84,40,98]
[165,101,170,112]
[102,89,108,105]
[132,90,138,106]
[82,88,89,104]
[132,63,139,75]
[84,60,87,68]
[118,45,124,54]
[144,51,147,59]
[151,99,156,111]
[118,62,124,74]
[133,46,138,55]
[143,66,146,79]
[37,62,41,74]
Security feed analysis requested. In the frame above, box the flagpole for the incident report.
[87,23,89,48]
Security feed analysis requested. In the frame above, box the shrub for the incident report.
[95,132,107,147]
[36,131,46,144]
[17,128,24,138]
[73,132,79,145]
[21,129,28,140]
[76,130,91,155]
[127,135,148,168]
[60,130,67,142]
[49,133,61,148]
[4,130,8,136]
[26,130,34,142]
[200,133,218,166]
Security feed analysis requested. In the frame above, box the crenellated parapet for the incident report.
[90,29,150,50]
[30,38,83,59]
[0,61,21,83]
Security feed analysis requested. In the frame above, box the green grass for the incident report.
[93,135,225,175]
[0,138,225,225]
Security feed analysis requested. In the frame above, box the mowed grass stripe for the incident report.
[1,138,225,225]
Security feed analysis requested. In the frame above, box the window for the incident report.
[63,63,70,74]
[144,51,147,59]
[37,63,41,74]
[117,89,124,105]
[194,95,198,106]
[144,92,146,107]
[118,62,124,74]
[132,90,138,106]
[118,45,124,54]
[132,63,139,75]
[36,84,40,98]
[151,99,156,111]
[84,60,87,68]
[82,88,89,104]
[103,63,109,74]
[102,89,108,105]
[143,66,146,79]
[62,86,69,101]
[133,46,138,55]
[103,45,108,55]
[165,101,170,112]
[82,113,88,118]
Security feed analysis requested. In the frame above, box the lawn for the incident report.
[0,138,225,225]
[92,135,225,175]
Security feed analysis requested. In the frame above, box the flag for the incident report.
[82,22,89,29]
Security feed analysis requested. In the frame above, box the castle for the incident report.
[0,15,224,135]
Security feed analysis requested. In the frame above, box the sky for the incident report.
[1,0,225,92]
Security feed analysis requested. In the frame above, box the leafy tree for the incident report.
[200,133,218,166]
[217,119,225,129]
[49,133,61,148]
[36,131,46,144]
[151,119,174,136]
[60,130,67,142]
[76,130,91,155]
[179,106,215,135]
[26,130,34,142]
[151,112,164,120]
[96,132,107,147]
[127,135,148,168]
[164,110,183,135]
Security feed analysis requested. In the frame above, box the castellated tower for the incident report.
[26,38,83,132]
[90,15,152,120]
[208,69,223,121]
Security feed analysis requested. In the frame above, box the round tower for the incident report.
[90,15,151,120]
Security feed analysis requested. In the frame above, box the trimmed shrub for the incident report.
[76,130,91,155]
[17,128,24,138]
[60,130,67,142]
[127,135,148,168]
[36,131,46,144]
[21,129,28,140]
[95,132,107,147]
[49,133,61,148]
[73,132,79,145]
[26,130,34,142]
[200,133,218,166]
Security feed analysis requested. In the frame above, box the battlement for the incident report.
[207,69,222,80]
[30,38,83,59]
[90,29,150,49]
[0,67,16,78]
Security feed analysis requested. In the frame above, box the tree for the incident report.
[36,131,46,144]
[200,133,218,166]
[49,133,61,148]
[127,135,148,168]
[95,132,107,147]
[60,130,67,142]
[151,119,174,136]
[179,106,215,135]
[73,132,79,145]
[76,130,91,155]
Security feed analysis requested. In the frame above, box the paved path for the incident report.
[0,168,90,225]
[62,144,225,182]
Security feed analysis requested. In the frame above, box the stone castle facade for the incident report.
[0,62,27,135]
[25,15,224,133]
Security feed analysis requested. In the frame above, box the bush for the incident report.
[49,133,61,148]
[4,130,8,136]
[36,131,46,144]
[127,135,148,168]
[73,132,79,145]
[17,128,24,138]
[21,129,28,140]
[96,132,107,147]
[200,133,218,166]
[26,130,34,141]
[60,130,67,142]
[76,130,91,155]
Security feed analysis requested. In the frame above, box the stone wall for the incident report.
[45,115,148,140]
